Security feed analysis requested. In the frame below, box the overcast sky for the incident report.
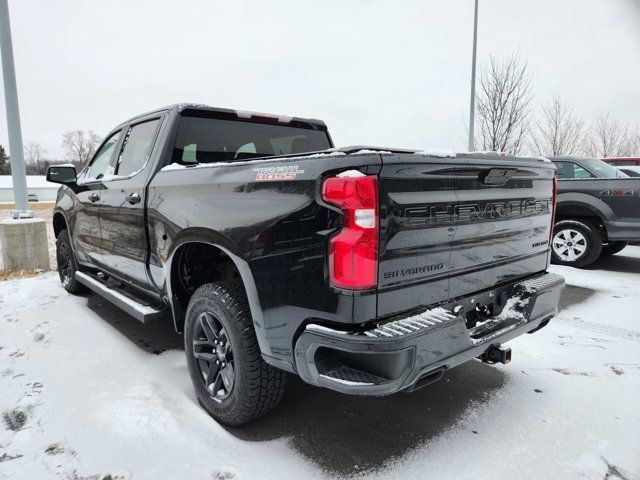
[0,0,639,160]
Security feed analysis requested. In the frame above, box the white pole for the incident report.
[0,0,31,219]
[468,0,479,152]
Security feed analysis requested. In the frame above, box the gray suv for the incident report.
[551,157,640,267]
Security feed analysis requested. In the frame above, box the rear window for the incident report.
[172,116,332,165]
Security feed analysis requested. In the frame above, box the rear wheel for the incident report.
[184,280,286,426]
[551,220,602,268]
[599,241,628,257]
[56,229,88,294]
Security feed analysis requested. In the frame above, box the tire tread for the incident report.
[185,279,286,425]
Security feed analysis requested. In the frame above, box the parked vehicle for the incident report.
[47,104,564,425]
[550,157,640,267]
[616,166,640,177]
[601,157,640,168]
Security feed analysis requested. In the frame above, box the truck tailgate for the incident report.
[377,153,555,317]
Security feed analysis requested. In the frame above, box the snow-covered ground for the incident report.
[1,248,639,479]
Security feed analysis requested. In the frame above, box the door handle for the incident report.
[89,193,100,203]
[125,192,141,205]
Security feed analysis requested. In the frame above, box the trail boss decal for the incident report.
[254,165,304,181]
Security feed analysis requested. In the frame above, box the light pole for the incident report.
[468,0,479,152]
[0,0,48,274]
[0,0,30,219]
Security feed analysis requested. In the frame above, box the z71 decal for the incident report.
[254,165,304,181]
[600,189,639,197]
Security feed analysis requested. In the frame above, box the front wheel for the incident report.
[184,280,287,426]
[56,229,88,294]
[551,220,602,268]
[600,241,628,257]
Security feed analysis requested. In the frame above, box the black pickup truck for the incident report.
[551,157,640,267]
[47,104,564,425]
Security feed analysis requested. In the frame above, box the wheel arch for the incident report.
[555,192,613,238]
[164,234,269,356]
[52,210,69,238]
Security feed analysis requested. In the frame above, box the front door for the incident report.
[99,117,162,289]
[70,130,122,267]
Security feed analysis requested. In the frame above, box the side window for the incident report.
[116,119,161,176]
[83,131,120,181]
[554,162,571,179]
[554,162,594,179]
[234,142,257,159]
[573,164,594,179]
[182,144,198,164]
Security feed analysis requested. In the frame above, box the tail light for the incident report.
[549,176,558,245]
[321,175,378,290]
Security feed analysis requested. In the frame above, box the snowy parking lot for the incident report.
[1,249,639,480]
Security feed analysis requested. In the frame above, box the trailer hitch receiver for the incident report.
[480,345,512,365]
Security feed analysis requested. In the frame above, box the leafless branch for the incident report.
[61,130,102,169]
[529,97,585,156]
[475,51,533,155]
[582,114,631,158]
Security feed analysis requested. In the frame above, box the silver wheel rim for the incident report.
[552,228,588,261]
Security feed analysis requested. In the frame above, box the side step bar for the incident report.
[75,271,167,323]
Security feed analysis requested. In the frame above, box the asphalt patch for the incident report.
[226,361,506,476]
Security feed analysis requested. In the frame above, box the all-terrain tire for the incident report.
[551,219,602,268]
[184,280,287,426]
[599,241,628,257]
[56,229,89,294]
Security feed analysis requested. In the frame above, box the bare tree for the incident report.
[529,97,585,157]
[617,127,640,157]
[24,141,47,164]
[24,141,48,174]
[582,114,630,158]
[475,52,533,154]
[62,130,101,169]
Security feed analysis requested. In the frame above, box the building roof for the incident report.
[0,175,59,189]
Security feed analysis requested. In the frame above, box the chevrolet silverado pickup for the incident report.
[551,156,640,267]
[47,104,564,425]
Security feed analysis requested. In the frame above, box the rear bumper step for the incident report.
[294,272,564,396]
[75,271,167,323]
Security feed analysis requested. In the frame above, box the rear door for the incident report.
[98,116,163,288]
[376,153,555,317]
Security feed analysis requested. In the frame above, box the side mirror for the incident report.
[46,165,77,185]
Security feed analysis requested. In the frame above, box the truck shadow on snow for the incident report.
[80,279,600,478]
[85,295,183,353]
[82,292,509,476]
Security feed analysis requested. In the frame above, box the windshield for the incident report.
[172,115,332,165]
[583,159,629,178]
